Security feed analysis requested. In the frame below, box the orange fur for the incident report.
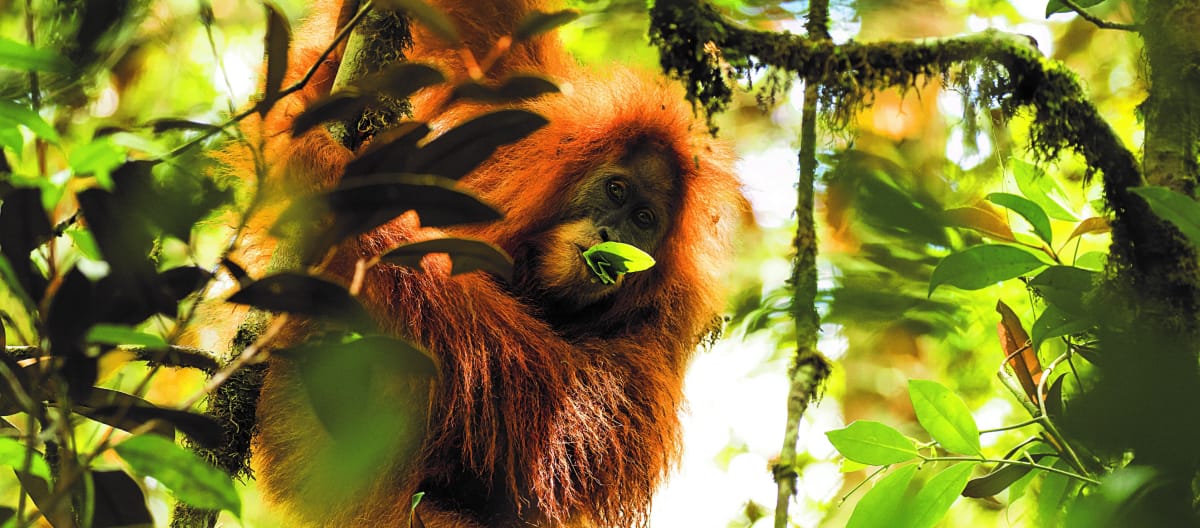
[236,0,746,526]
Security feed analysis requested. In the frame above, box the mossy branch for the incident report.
[773,2,832,526]
[648,0,1200,312]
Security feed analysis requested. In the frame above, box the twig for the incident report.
[163,1,376,159]
[1055,0,1139,31]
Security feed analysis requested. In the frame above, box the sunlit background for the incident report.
[0,0,1141,525]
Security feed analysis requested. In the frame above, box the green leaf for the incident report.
[380,237,513,279]
[1031,305,1092,351]
[226,273,371,328]
[1064,466,1156,528]
[85,324,168,350]
[846,464,918,528]
[1012,159,1076,221]
[0,437,52,481]
[0,100,59,143]
[0,37,72,72]
[357,63,446,100]
[1046,0,1106,17]
[514,9,581,41]
[987,192,1053,246]
[581,242,656,284]
[114,434,241,516]
[1037,459,1081,525]
[69,137,127,188]
[907,463,975,528]
[452,75,559,103]
[826,421,920,465]
[1130,186,1200,247]
[1029,266,1097,315]
[273,173,503,262]
[962,453,1051,498]
[908,380,981,456]
[290,91,371,136]
[406,109,548,180]
[929,245,1047,295]
[1073,251,1106,271]
[410,491,426,528]
[260,2,292,114]
[377,0,460,44]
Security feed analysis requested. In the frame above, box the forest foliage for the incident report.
[0,0,1197,527]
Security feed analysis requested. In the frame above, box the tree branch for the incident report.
[773,2,832,526]
[5,345,219,373]
[1055,0,1139,31]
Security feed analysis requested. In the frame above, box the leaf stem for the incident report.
[978,416,1042,434]
[921,456,1099,485]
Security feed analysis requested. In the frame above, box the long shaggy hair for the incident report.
[227,0,746,526]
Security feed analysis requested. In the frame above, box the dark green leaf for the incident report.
[929,245,1047,295]
[987,192,1053,246]
[44,269,99,397]
[326,175,499,229]
[452,75,559,103]
[290,90,371,136]
[91,470,154,528]
[376,0,460,44]
[1012,159,1076,221]
[846,464,918,528]
[407,109,547,180]
[0,37,72,72]
[908,463,975,528]
[908,380,981,456]
[1064,466,1156,528]
[75,388,176,440]
[1037,459,1081,525]
[115,434,241,516]
[343,121,430,178]
[0,187,52,301]
[277,335,436,440]
[221,258,253,287]
[356,63,446,100]
[274,335,432,497]
[226,273,370,327]
[1044,374,1065,422]
[0,436,51,481]
[380,237,513,279]
[514,9,581,41]
[826,421,920,465]
[160,265,214,302]
[275,174,502,258]
[962,453,1050,498]
[1046,0,1107,17]
[1031,305,1092,351]
[147,118,223,134]
[261,2,293,114]
[92,403,224,449]
[1029,265,1097,315]
[1130,186,1200,247]
[0,101,59,143]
